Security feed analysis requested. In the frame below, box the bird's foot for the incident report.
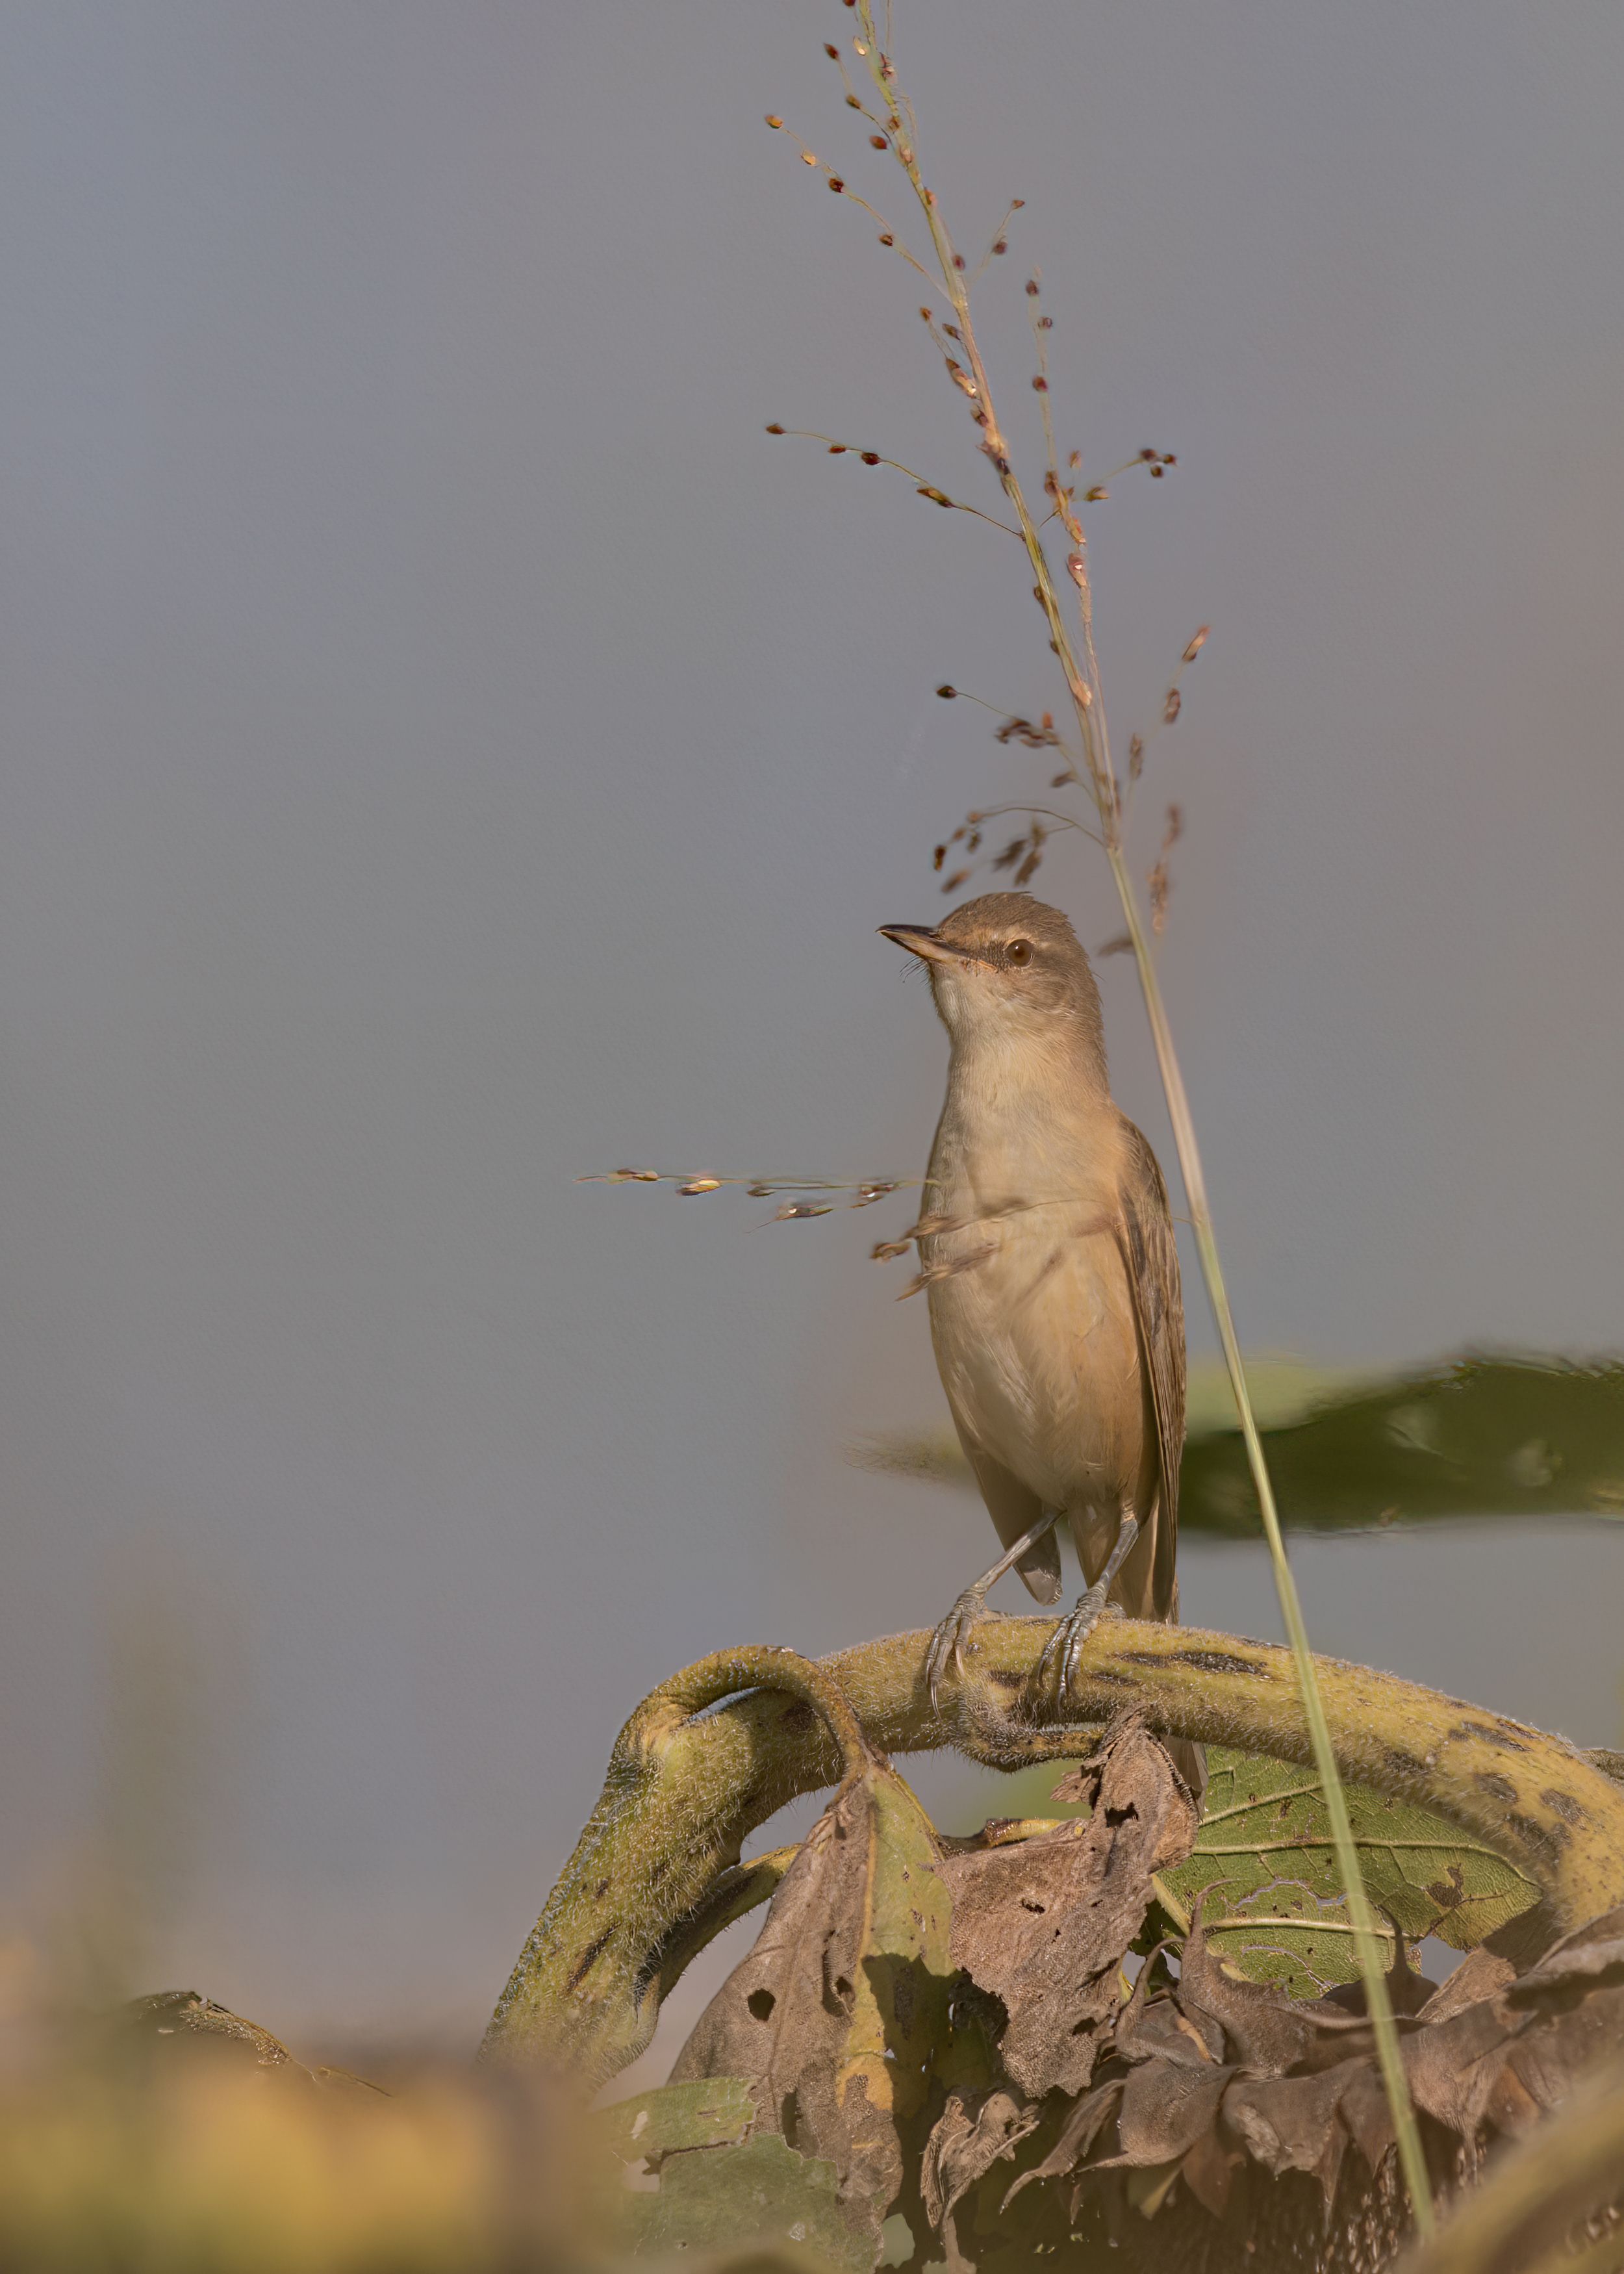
[925,1589,1001,1710]
[1034,1583,1115,1711]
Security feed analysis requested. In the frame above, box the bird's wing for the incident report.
[1115,1117,1186,1622]
[957,1430,1063,1604]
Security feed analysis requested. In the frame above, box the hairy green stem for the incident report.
[483,1620,1624,2090]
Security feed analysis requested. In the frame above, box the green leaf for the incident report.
[596,2076,755,2162]
[1158,1749,1540,1996]
[850,1351,1624,1535]
[620,2132,870,2270]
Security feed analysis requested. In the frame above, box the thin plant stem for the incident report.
[846,2,1435,2232]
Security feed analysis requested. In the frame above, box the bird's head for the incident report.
[879,893,1106,1069]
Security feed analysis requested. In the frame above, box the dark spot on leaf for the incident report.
[1426,1865,1466,1910]
[748,1987,776,2021]
[1542,1789,1587,1824]
[781,1700,816,1733]
[1510,1811,1565,1852]
[1169,1650,1269,1678]
[594,1880,610,1900]
[566,1928,613,1993]
[1477,1772,1518,1806]
[1454,1719,1530,1752]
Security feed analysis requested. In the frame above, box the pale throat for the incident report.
[933,1016,1116,1213]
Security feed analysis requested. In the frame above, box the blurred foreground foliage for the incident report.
[0,1984,827,2274]
[850,1354,1624,1533]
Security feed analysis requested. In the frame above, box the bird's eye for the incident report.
[1006,938,1033,967]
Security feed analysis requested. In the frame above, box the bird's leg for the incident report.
[1035,1506,1141,1710]
[924,1511,1064,1709]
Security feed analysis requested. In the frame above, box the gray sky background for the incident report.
[2,1,1623,2052]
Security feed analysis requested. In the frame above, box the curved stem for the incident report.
[482,1622,1624,2084]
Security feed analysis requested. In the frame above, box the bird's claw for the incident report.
[1035,1580,1111,1710]
[925,1589,999,1710]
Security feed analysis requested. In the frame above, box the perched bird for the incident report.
[880,893,1191,1756]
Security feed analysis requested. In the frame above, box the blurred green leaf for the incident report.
[1157,1748,1540,1996]
[596,2077,754,2162]
[850,1353,1624,1535]
[619,2132,866,2269]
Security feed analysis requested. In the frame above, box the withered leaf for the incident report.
[1003,2076,1123,2203]
[937,1717,1196,2097]
[920,2086,1040,2230]
[1223,2059,1359,2208]
[670,1750,952,2240]
[1111,2052,1232,2167]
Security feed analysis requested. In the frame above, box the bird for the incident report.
[879,892,1193,1774]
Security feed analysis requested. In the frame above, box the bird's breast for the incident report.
[920,1110,1146,1511]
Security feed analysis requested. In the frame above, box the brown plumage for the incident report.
[880,894,1194,1780]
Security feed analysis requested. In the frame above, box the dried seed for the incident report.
[1066,552,1087,587]
[1163,687,1182,724]
[677,1178,722,1195]
[1182,626,1210,663]
[878,232,894,246]
[870,134,887,149]
[1128,733,1145,782]
[941,869,970,891]
[1084,485,1108,501]
[765,424,785,435]
[828,176,845,193]
[765,114,783,129]
[936,684,957,699]
[774,1202,832,1221]
[871,1238,911,1262]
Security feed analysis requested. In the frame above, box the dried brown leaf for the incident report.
[670,1752,952,2240]
[937,1717,1197,2097]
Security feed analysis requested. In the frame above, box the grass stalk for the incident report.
[841,2,1435,2231]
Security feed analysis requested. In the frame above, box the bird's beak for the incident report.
[878,923,961,966]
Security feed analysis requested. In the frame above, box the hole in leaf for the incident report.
[748,1988,776,2021]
